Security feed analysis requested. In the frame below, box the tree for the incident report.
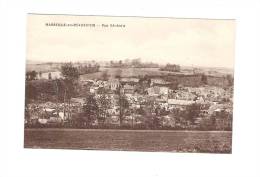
[26,72,30,81]
[31,71,38,80]
[119,60,122,66]
[97,93,111,125]
[39,71,42,78]
[210,109,232,130]
[26,70,38,80]
[201,74,208,85]
[96,63,100,72]
[83,94,99,126]
[115,69,122,79]
[101,70,109,81]
[161,64,180,72]
[48,72,52,80]
[185,103,202,124]
[131,58,141,67]
[61,63,80,98]
[61,63,80,81]
[54,79,66,102]
[143,111,154,129]
[25,83,38,100]
[30,71,37,80]
[119,95,129,126]
[110,60,114,67]
[152,116,162,129]
[153,106,163,129]
[61,63,80,120]
[226,74,233,86]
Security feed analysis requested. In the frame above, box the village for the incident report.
[25,61,233,131]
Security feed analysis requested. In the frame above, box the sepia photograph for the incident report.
[24,14,235,153]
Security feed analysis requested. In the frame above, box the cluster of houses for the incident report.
[82,76,232,129]
[25,74,233,130]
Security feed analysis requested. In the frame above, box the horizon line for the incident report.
[26,59,234,70]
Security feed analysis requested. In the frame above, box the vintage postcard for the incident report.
[24,14,235,153]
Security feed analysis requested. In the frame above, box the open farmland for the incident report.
[80,67,178,80]
[26,63,61,72]
[24,129,232,153]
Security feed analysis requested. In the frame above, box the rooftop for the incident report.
[168,99,195,105]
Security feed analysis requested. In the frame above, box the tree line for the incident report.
[107,59,159,68]
[77,63,100,74]
[160,64,181,72]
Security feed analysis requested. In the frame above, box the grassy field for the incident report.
[24,129,232,153]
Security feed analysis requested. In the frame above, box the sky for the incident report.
[27,14,235,68]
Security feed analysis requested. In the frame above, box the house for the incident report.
[147,86,160,96]
[121,77,139,83]
[159,87,169,95]
[110,94,119,105]
[155,98,168,110]
[147,86,169,96]
[38,118,48,124]
[108,106,120,115]
[134,104,141,109]
[108,79,120,91]
[95,80,108,88]
[71,97,85,105]
[122,84,134,94]
[167,99,195,109]
[170,89,196,101]
[168,99,195,105]
[90,86,99,93]
[150,78,170,86]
